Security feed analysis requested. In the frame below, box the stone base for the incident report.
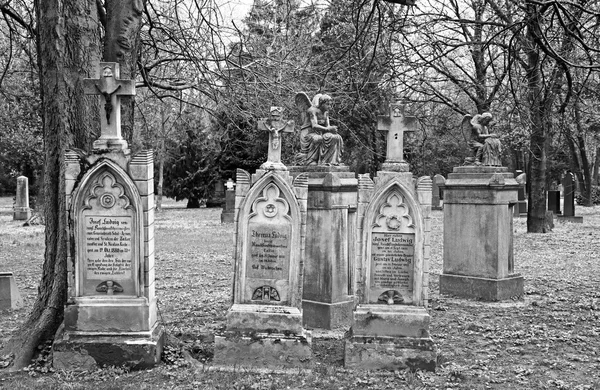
[226,304,303,334]
[302,299,354,329]
[52,323,165,371]
[213,332,312,370]
[352,305,430,338]
[439,273,524,301]
[0,272,23,310]
[13,207,31,221]
[220,211,234,223]
[557,215,583,223]
[344,335,436,371]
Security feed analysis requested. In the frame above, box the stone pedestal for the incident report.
[13,176,31,220]
[440,166,523,301]
[220,190,235,223]
[0,272,23,310]
[290,166,357,330]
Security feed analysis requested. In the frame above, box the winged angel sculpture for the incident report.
[294,92,344,166]
[462,112,502,166]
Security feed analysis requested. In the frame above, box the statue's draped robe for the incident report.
[298,112,343,166]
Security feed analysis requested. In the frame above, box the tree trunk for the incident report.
[1,0,100,370]
[103,0,144,152]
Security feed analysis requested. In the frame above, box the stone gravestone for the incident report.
[432,174,445,210]
[345,104,436,371]
[13,176,31,220]
[0,272,23,310]
[514,171,527,217]
[547,186,561,215]
[440,167,523,300]
[53,62,164,370]
[220,178,236,223]
[558,172,583,223]
[290,93,357,329]
[214,116,312,369]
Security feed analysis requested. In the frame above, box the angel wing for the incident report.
[294,92,312,111]
[461,114,473,143]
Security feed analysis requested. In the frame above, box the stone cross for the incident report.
[83,62,135,151]
[377,102,417,164]
[258,106,295,170]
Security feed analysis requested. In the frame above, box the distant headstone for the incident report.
[514,171,527,217]
[547,190,561,215]
[558,172,583,223]
[432,174,445,210]
[13,176,31,220]
[53,62,163,371]
[0,272,23,310]
[220,179,236,223]
[377,102,417,172]
[214,168,311,369]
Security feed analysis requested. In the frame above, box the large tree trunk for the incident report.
[103,0,144,151]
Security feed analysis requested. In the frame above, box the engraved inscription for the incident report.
[370,232,414,291]
[85,216,132,280]
[246,225,290,280]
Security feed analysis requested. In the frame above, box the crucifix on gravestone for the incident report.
[258,106,295,170]
[377,102,417,171]
[83,62,135,152]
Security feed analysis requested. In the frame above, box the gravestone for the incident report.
[376,102,417,172]
[0,272,23,310]
[558,172,583,223]
[13,176,31,220]
[547,190,561,215]
[514,171,527,217]
[345,105,435,371]
[220,179,236,223]
[53,63,163,370]
[432,174,445,210]
[214,121,311,369]
[440,167,523,300]
[206,180,226,208]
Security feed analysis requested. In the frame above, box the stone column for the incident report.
[440,166,524,301]
[291,166,357,329]
[13,176,31,220]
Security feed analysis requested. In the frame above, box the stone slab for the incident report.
[220,211,234,223]
[302,299,354,330]
[213,332,312,370]
[344,335,436,371]
[557,215,583,223]
[351,305,430,338]
[63,297,154,332]
[226,304,303,334]
[439,273,524,301]
[0,272,23,310]
[52,323,165,371]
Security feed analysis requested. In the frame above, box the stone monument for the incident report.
[345,103,436,371]
[432,174,445,210]
[53,62,164,370]
[558,172,583,223]
[0,272,23,310]
[13,176,31,221]
[514,171,527,217]
[214,108,312,370]
[440,111,523,301]
[290,92,357,329]
[220,178,236,223]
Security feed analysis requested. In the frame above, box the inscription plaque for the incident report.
[246,224,291,280]
[370,232,414,298]
[85,216,133,280]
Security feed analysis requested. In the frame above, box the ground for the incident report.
[0,196,599,389]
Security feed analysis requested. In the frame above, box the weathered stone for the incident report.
[558,172,583,223]
[344,336,436,371]
[0,272,23,310]
[432,174,445,210]
[220,189,235,223]
[13,176,31,221]
[439,274,524,301]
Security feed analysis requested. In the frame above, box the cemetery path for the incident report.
[1,200,599,389]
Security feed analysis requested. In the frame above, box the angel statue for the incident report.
[462,112,502,166]
[294,92,344,166]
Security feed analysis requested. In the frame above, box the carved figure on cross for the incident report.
[83,62,135,152]
[377,102,417,169]
[258,106,294,170]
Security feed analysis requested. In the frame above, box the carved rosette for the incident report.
[82,171,132,211]
[373,192,415,233]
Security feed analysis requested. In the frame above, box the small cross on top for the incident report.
[83,62,135,151]
[258,106,295,170]
[377,102,417,165]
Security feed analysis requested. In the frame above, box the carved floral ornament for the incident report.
[374,191,415,232]
[82,170,131,211]
[251,183,290,220]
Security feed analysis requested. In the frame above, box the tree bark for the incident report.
[1,0,100,369]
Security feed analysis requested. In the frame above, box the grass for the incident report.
[1,197,599,389]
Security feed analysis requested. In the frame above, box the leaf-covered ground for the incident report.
[1,196,599,389]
